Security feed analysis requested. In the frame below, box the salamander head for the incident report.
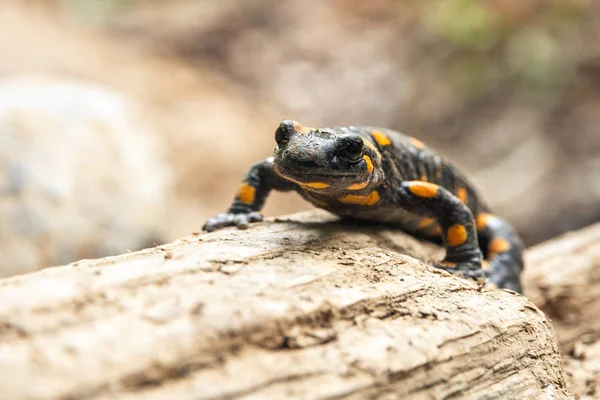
[272,119,382,192]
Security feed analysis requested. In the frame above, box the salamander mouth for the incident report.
[278,172,370,191]
[298,171,360,178]
[279,171,363,184]
[274,163,360,180]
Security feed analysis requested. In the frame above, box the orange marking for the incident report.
[371,130,391,146]
[283,175,330,191]
[457,187,468,204]
[489,238,511,256]
[421,225,442,237]
[347,181,369,190]
[408,182,438,198]
[301,182,330,189]
[363,140,382,164]
[338,191,380,206]
[446,224,468,247]
[410,137,426,149]
[429,226,442,236]
[439,261,456,268]
[236,183,255,205]
[418,217,436,229]
[476,213,493,231]
[363,155,374,174]
[482,260,491,270]
[292,121,304,133]
[419,175,428,182]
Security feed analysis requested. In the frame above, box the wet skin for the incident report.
[203,120,524,292]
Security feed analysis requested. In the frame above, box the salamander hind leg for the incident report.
[396,181,485,283]
[476,213,524,293]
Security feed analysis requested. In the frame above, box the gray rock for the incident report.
[0,76,171,276]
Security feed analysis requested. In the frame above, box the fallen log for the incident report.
[524,222,600,399]
[0,211,569,399]
[524,222,600,349]
[562,340,600,400]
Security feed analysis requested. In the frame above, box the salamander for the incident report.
[203,120,524,292]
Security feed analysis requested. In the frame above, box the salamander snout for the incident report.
[335,134,364,163]
[275,119,304,145]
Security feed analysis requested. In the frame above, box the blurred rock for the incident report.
[0,3,308,240]
[0,76,170,277]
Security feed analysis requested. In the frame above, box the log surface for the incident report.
[524,222,600,399]
[524,222,600,349]
[0,211,569,399]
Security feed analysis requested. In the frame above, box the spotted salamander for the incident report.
[203,120,524,292]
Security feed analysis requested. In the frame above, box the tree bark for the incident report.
[0,211,569,400]
[524,222,600,399]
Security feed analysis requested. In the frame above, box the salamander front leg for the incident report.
[203,158,296,232]
[396,181,485,282]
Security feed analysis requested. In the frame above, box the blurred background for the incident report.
[0,0,598,277]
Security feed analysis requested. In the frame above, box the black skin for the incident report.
[203,120,525,293]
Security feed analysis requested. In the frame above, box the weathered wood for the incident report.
[524,222,600,399]
[0,211,569,399]
[524,222,600,349]
[562,340,600,400]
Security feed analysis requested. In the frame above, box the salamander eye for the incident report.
[337,134,364,163]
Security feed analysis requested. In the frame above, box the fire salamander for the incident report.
[203,120,524,292]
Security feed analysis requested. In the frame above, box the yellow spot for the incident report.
[457,187,468,204]
[236,183,255,205]
[420,224,442,237]
[439,261,456,268]
[302,126,315,133]
[489,238,511,256]
[363,140,383,164]
[301,182,330,189]
[338,191,380,206]
[419,175,428,182]
[446,224,468,247]
[371,130,391,146]
[408,182,438,198]
[292,121,304,133]
[418,217,436,229]
[482,260,491,270]
[410,137,426,149]
[283,176,330,190]
[476,213,493,231]
[347,181,369,190]
[363,155,374,174]
[428,226,442,236]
